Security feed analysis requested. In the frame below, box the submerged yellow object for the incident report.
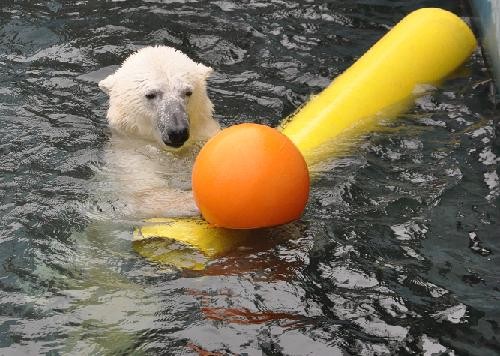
[133,8,476,269]
[281,8,476,162]
[133,218,251,270]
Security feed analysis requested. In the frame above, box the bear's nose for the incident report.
[165,127,189,147]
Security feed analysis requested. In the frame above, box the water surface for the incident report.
[0,1,499,355]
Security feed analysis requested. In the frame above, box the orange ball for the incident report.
[192,123,310,229]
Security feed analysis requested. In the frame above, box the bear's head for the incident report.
[99,46,220,148]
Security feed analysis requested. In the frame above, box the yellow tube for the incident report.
[133,218,251,270]
[281,8,476,162]
[133,8,476,269]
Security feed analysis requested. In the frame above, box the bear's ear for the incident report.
[98,73,116,95]
[197,63,214,79]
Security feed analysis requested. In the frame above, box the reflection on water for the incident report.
[0,1,499,354]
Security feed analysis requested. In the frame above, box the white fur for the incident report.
[97,46,220,218]
[99,46,220,143]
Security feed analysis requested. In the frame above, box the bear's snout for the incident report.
[165,126,190,147]
[157,100,190,148]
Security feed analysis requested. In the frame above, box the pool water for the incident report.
[0,0,499,354]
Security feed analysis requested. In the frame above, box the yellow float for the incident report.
[133,8,477,270]
[133,218,253,270]
[281,8,476,161]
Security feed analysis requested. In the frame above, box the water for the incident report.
[0,0,499,354]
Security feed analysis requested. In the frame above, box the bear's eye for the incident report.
[185,90,193,97]
[145,92,157,100]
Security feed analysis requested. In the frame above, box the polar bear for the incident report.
[99,46,220,146]
[97,46,220,219]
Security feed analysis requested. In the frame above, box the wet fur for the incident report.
[97,46,219,218]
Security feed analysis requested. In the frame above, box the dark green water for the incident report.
[0,1,499,355]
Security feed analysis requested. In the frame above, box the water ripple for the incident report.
[0,0,498,355]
